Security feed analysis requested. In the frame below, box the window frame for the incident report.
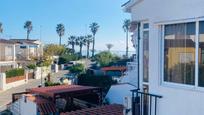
[142,22,150,84]
[161,18,204,91]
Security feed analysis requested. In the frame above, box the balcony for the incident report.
[131,89,162,115]
[0,56,14,61]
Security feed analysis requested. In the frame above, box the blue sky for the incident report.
[0,0,133,51]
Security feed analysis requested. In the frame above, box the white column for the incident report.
[27,45,29,60]
[0,73,6,90]
[13,44,16,61]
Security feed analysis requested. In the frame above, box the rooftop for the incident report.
[25,94,57,114]
[101,66,126,71]
[61,104,123,115]
[0,39,15,44]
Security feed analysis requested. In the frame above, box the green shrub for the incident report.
[6,68,25,78]
[44,81,61,87]
[95,51,121,67]
[27,64,36,69]
[69,64,85,73]
[78,74,117,93]
[58,54,79,65]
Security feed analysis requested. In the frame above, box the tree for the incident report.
[76,36,86,57]
[89,22,99,57]
[24,21,33,40]
[44,44,66,57]
[95,51,119,67]
[69,64,85,74]
[56,24,65,45]
[0,22,3,34]
[85,35,93,58]
[123,19,131,58]
[68,36,76,53]
[106,44,114,52]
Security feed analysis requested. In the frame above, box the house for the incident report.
[9,85,103,115]
[0,39,17,73]
[11,39,43,61]
[119,0,204,115]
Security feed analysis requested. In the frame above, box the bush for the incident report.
[27,64,36,69]
[58,54,79,65]
[78,74,117,93]
[44,81,61,87]
[6,68,25,78]
[95,51,121,67]
[69,64,85,73]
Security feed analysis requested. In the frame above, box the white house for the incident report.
[11,39,43,61]
[0,39,17,73]
[116,0,204,115]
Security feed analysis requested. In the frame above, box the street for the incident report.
[0,70,68,111]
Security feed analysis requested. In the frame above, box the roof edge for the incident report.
[122,0,143,12]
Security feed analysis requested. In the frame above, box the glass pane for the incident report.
[164,22,195,85]
[199,21,204,87]
[143,31,149,82]
[143,23,149,29]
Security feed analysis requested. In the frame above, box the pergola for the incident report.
[26,85,103,106]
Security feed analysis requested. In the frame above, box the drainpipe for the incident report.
[137,22,141,90]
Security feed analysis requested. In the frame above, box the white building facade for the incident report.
[123,0,204,115]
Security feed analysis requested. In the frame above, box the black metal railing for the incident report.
[131,89,162,115]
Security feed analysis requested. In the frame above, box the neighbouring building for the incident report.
[112,0,204,115]
[11,39,43,61]
[0,39,17,73]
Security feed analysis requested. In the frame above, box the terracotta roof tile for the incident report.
[25,94,57,114]
[61,104,123,115]
[101,66,127,71]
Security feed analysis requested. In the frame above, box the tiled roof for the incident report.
[25,94,57,114]
[0,39,14,44]
[27,85,100,97]
[101,66,127,71]
[61,104,124,115]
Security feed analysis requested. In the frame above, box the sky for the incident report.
[0,0,134,52]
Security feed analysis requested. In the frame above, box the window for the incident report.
[143,23,149,29]
[20,45,26,49]
[143,23,149,82]
[199,21,204,87]
[164,22,196,85]
[5,46,13,56]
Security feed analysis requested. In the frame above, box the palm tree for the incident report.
[106,44,114,52]
[89,22,99,57]
[76,36,86,56]
[85,35,93,58]
[24,21,33,40]
[56,24,65,45]
[0,22,3,34]
[123,19,131,58]
[68,36,76,53]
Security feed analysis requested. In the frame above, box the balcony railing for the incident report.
[131,89,162,115]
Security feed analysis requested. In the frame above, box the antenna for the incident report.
[40,25,42,42]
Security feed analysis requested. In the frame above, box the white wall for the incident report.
[34,66,51,79]
[129,0,204,115]
[20,96,37,115]
[105,84,136,104]
[0,72,28,91]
